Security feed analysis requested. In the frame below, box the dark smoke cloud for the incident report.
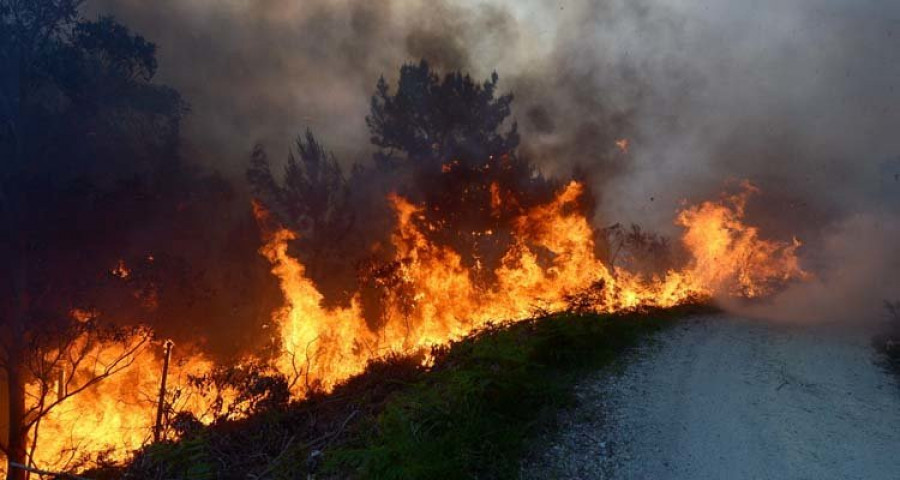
[555,0,900,230]
[86,0,900,321]
[85,0,522,172]
[562,0,900,321]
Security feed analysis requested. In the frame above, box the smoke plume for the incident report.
[85,0,900,321]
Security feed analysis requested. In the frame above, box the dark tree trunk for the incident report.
[5,261,28,480]
[4,17,37,480]
[5,357,26,480]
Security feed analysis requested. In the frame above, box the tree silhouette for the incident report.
[366,60,555,279]
[248,130,352,241]
[248,130,356,304]
[367,59,519,171]
[0,2,186,477]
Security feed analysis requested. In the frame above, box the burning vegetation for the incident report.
[258,178,805,395]
[0,3,810,478]
[4,174,806,475]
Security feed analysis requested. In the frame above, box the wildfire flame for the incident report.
[7,180,806,474]
[22,337,227,472]
[676,182,807,297]
[262,180,804,392]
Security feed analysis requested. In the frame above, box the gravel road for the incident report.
[525,314,900,479]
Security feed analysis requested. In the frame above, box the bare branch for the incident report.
[8,461,92,480]
[23,332,151,430]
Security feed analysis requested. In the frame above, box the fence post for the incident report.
[153,340,174,443]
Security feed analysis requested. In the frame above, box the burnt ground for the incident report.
[524,314,900,479]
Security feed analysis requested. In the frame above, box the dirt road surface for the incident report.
[526,314,900,479]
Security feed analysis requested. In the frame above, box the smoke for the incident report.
[580,0,900,321]
[85,0,900,321]
[84,0,524,171]
[726,213,900,323]
[523,0,900,322]
[576,0,900,231]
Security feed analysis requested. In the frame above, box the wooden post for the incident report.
[153,340,174,443]
[57,368,66,401]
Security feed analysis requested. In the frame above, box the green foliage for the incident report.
[123,306,711,480]
[367,59,519,170]
[247,129,352,238]
[247,129,358,305]
[326,305,709,479]
[73,15,158,81]
[179,362,291,427]
[125,354,427,479]
[1,1,186,174]
[361,60,557,286]
[138,436,216,480]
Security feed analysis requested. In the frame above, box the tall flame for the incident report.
[4,180,806,475]
[264,180,806,392]
[676,181,807,297]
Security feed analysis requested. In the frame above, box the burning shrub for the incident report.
[356,257,417,331]
[368,61,558,279]
[248,130,358,306]
[125,353,427,480]
[564,279,609,314]
[604,223,678,275]
[180,362,290,426]
[4,313,153,476]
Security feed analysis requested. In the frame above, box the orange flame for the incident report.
[19,334,228,473]
[6,180,806,475]
[262,180,806,393]
[676,182,808,297]
[111,259,130,279]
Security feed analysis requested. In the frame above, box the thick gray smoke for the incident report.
[730,213,900,323]
[85,0,525,170]
[86,0,900,322]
